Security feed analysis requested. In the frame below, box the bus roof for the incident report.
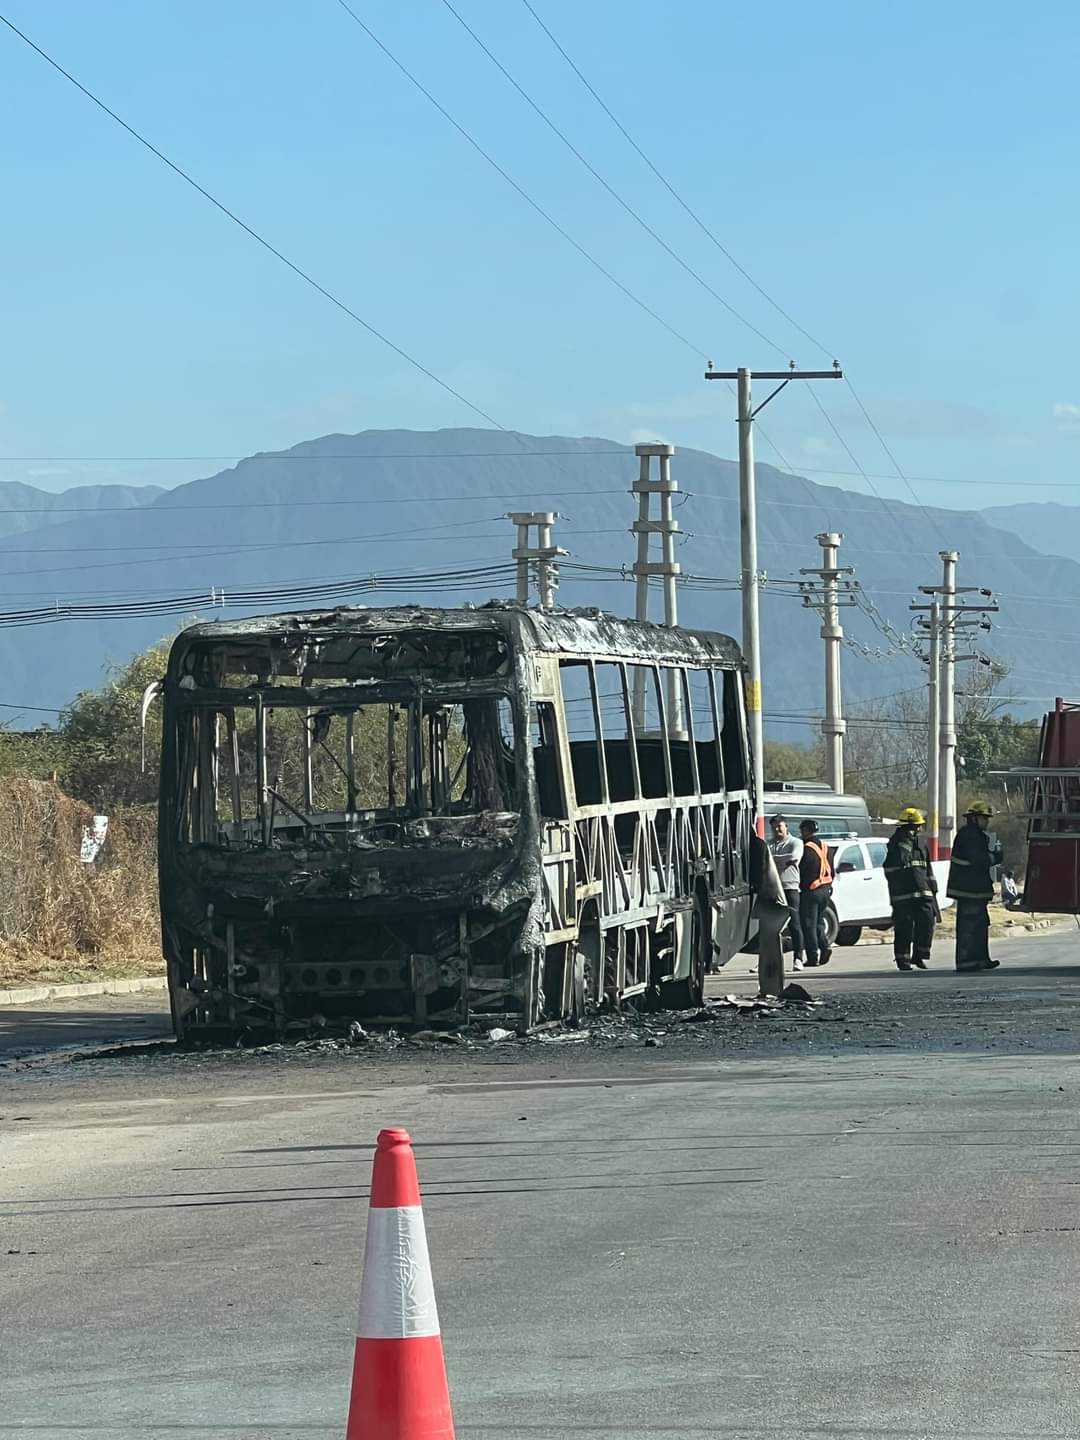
[172,603,743,669]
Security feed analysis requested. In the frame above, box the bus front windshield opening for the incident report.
[174,691,518,848]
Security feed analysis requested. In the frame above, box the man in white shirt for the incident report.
[768,814,805,970]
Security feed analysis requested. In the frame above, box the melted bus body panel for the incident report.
[157,604,753,1040]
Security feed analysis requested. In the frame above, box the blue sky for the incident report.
[1,0,1077,504]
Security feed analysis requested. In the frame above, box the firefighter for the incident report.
[797,818,834,966]
[884,806,939,971]
[947,801,1003,972]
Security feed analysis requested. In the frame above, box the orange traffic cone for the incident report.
[346,1128,456,1440]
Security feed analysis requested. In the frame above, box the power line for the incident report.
[841,376,946,527]
[0,537,510,582]
[0,487,639,518]
[765,710,1036,732]
[0,488,911,523]
[0,514,508,558]
[0,560,522,630]
[436,0,790,359]
[687,531,1012,562]
[331,0,829,509]
[0,525,639,581]
[0,555,743,627]
[802,383,916,542]
[0,560,513,601]
[0,15,520,435]
[0,9,826,510]
[0,554,532,601]
[518,0,832,360]
[2,6,993,531]
[765,466,1080,491]
[332,0,705,360]
[0,449,629,463]
[511,0,942,532]
[945,591,1080,609]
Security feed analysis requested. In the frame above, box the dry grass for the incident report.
[0,779,161,987]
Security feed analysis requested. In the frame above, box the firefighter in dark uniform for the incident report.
[884,806,939,971]
[947,801,1003,972]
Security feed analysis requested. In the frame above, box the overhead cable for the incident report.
[436,0,790,358]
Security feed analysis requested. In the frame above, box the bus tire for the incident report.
[568,951,587,1024]
[572,908,601,1022]
[661,894,708,1010]
[836,924,862,947]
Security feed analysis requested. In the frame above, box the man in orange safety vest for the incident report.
[798,818,834,967]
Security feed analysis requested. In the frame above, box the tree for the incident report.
[763,737,822,783]
[957,712,1040,782]
[844,687,928,801]
[840,662,1035,816]
[56,641,172,808]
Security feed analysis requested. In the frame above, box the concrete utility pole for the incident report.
[509,512,566,611]
[926,599,941,861]
[913,556,998,860]
[938,550,958,858]
[799,532,854,792]
[629,442,683,735]
[705,363,843,834]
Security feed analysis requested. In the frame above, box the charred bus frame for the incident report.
[156,604,754,1040]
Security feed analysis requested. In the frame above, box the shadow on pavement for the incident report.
[0,1004,172,1061]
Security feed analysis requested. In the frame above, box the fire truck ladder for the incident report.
[994,766,1080,838]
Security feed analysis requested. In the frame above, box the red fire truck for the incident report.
[998,698,1080,912]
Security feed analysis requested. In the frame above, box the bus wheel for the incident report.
[569,951,587,1025]
[572,911,601,1024]
[661,895,708,1010]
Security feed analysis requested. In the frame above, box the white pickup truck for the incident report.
[824,836,953,947]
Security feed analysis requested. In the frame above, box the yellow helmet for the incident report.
[898,807,925,826]
[965,800,994,817]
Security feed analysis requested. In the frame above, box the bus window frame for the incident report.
[618,660,643,802]
[678,666,702,796]
[588,659,610,808]
[647,664,674,801]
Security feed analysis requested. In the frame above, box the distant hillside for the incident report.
[2,429,1078,727]
[0,481,159,540]
[983,501,1080,564]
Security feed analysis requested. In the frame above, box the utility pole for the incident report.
[798,532,854,792]
[705,363,843,834]
[630,442,683,734]
[938,550,958,859]
[913,556,997,859]
[509,512,566,611]
[926,599,941,860]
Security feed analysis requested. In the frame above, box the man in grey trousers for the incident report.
[768,813,805,971]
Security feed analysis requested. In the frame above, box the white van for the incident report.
[825,836,952,947]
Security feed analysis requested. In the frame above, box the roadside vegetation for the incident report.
[0,643,167,986]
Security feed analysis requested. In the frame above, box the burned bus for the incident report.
[156,603,754,1040]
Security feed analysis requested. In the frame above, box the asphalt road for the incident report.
[3,930,1080,1439]
[2,922,1077,1065]
[0,989,172,1062]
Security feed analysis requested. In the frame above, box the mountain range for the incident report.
[0,482,159,540]
[3,429,1079,736]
